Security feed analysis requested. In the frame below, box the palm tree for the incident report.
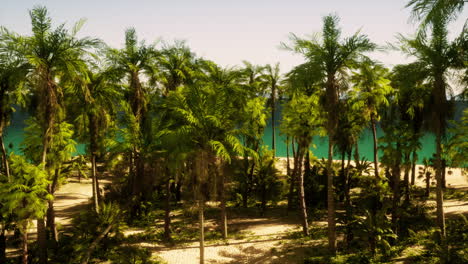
[107,28,158,198]
[237,61,266,208]
[0,27,29,182]
[22,6,98,261]
[284,14,375,253]
[351,59,393,178]
[261,63,282,157]
[158,41,197,96]
[281,93,322,236]
[166,62,251,263]
[406,0,465,29]
[398,13,458,243]
[68,67,121,213]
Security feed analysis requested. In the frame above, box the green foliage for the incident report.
[22,119,77,170]
[353,176,396,256]
[447,109,468,170]
[445,214,468,263]
[252,147,285,206]
[0,154,51,227]
[108,246,164,264]
[350,59,393,123]
[51,202,124,263]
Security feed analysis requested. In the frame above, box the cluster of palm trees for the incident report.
[0,0,466,263]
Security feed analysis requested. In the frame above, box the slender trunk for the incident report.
[403,154,411,204]
[219,161,227,239]
[22,223,28,264]
[46,199,58,243]
[391,146,401,233]
[297,146,309,236]
[344,150,353,247]
[242,154,249,208]
[286,136,291,179]
[0,227,6,263]
[46,168,60,243]
[38,142,48,263]
[271,86,276,157]
[37,218,47,264]
[411,150,417,185]
[354,141,360,165]
[425,171,431,197]
[91,155,99,213]
[243,155,256,208]
[441,159,446,189]
[435,133,446,239]
[0,132,10,182]
[371,115,379,178]
[89,113,100,213]
[340,151,345,202]
[164,173,171,240]
[288,138,298,211]
[199,199,205,264]
[327,139,336,253]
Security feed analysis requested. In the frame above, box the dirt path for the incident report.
[151,217,311,264]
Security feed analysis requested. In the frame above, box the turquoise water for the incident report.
[4,102,465,164]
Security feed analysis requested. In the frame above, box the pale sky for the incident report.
[1,0,467,73]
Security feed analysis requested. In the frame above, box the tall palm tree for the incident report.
[281,93,322,236]
[261,63,282,157]
[285,14,375,253]
[238,61,267,208]
[398,13,458,243]
[107,28,158,198]
[351,59,393,178]
[67,67,121,213]
[22,6,98,261]
[0,27,29,182]
[166,62,251,263]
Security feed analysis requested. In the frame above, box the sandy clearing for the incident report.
[8,160,464,263]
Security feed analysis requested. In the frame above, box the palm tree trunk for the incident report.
[199,199,205,264]
[327,138,336,253]
[354,141,360,165]
[297,147,309,236]
[0,227,6,263]
[286,136,291,178]
[392,146,401,233]
[344,150,353,247]
[89,113,100,213]
[288,138,298,211]
[0,132,10,182]
[46,168,60,243]
[403,153,411,204]
[340,151,346,202]
[411,150,417,185]
[271,86,276,157]
[37,218,47,264]
[441,159,446,189]
[91,155,99,213]
[46,199,58,243]
[21,222,28,264]
[371,115,380,178]
[164,175,171,240]
[435,133,446,239]
[219,164,227,239]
